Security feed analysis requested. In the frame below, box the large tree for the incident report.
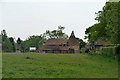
[1,30,13,52]
[85,23,107,42]
[85,2,120,44]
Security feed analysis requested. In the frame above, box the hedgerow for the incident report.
[101,45,120,59]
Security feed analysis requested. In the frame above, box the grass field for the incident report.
[2,53,118,78]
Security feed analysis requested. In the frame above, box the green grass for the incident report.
[2,53,118,78]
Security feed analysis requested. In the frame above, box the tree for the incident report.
[16,37,22,51]
[2,38,13,52]
[17,38,22,45]
[85,23,107,42]
[22,35,46,51]
[9,37,16,52]
[76,38,86,49]
[43,25,68,39]
[85,2,120,44]
[101,2,120,44]
[1,29,7,37]
[1,30,13,52]
[1,29,7,42]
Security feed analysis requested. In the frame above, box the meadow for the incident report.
[2,53,118,78]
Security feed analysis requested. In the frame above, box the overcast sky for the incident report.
[0,0,106,41]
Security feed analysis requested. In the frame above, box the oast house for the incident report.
[39,31,80,53]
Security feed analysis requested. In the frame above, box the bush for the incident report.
[101,47,117,57]
[80,48,85,53]
[116,45,120,55]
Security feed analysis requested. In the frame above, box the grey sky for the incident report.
[1,0,106,41]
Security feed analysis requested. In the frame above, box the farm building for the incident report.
[39,31,80,53]
[84,41,112,53]
[94,40,111,53]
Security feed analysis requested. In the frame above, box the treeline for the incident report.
[85,2,120,44]
[1,26,86,52]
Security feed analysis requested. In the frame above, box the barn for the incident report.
[94,41,111,53]
[39,31,80,53]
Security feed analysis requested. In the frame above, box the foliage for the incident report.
[116,45,120,55]
[17,38,22,45]
[80,48,85,52]
[22,35,46,51]
[85,23,107,42]
[9,37,16,52]
[0,26,69,52]
[43,25,68,39]
[2,38,13,52]
[76,38,86,49]
[85,2,120,44]
[91,45,95,51]
[101,46,118,58]
[16,37,22,51]
[2,53,118,78]
[1,30,13,52]
[1,29,7,37]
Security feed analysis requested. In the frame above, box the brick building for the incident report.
[39,31,80,53]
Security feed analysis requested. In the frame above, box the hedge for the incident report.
[101,46,119,58]
[116,45,120,55]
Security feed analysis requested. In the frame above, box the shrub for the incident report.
[116,45,120,55]
[101,47,117,57]
[80,48,85,53]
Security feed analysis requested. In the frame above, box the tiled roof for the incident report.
[94,41,111,45]
[45,38,67,45]
[68,36,79,46]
